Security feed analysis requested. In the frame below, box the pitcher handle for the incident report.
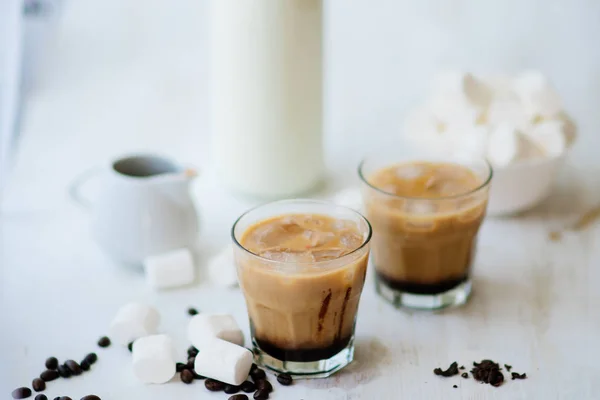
[68,167,102,210]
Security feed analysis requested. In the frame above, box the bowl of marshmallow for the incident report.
[403,70,576,216]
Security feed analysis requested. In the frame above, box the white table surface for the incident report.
[2,0,600,399]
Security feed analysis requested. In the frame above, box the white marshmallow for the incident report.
[525,120,566,157]
[428,94,482,126]
[486,123,523,167]
[487,99,529,131]
[109,303,160,345]
[431,71,492,108]
[207,248,238,288]
[330,187,362,211]
[144,248,195,290]
[513,71,562,118]
[446,125,489,159]
[194,338,253,386]
[132,334,176,384]
[188,314,244,348]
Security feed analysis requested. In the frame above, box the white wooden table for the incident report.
[2,0,600,398]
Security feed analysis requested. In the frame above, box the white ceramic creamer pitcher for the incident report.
[70,154,199,266]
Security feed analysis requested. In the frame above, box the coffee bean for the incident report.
[453,385,458,388]
[53,397,60,400]
[80,396,101,400]
[127,342,133,352]
[35,395,48,400]
[97,336,111,348]
[193,372,205,380]
[12,387,32,399]
[187,307,199,316]
[80,360,91,371]
[205,379,224,391]
[276,373,292,386]
[84,353,97,364]
[40,370,59,382]
[250,363,259,374]
[65,360,83,376]
[254,380,272,393]
[60,397,73,400]
[180,369,194,384]
[224,384,240,394]
[187,356,195,368]
[176,362,187,372]
[240,381,256,393]
[58,365,72,378]
[32,378,45,392]
[229,395,249,400]
[45,357,58,370]
[187,346,199,357]
[250,368,266,380]
[253,389,269,400]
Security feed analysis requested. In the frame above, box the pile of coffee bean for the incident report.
[433,359,527,389]
[11,337,109,399]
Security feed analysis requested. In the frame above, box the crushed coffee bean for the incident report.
[453,385,458,388]
[187,346,199,358]
[176,362,187,372]
[461,372,468,379]
[459,365,465,370]
[253,389,269,400]
[127,342,133,352]
[84,353,97,364]
[45,357,59,370]
[471,359,504,387]
[255,379,272,393]
[224,384,240,394]
[12,387,32,399]
[180,369,194,384]
[57,365,72,378]
[229,395,249,400]
[433,361,459,377]
[251,368,266,380]
[65,360,82,376]
[80,360,90,371]
[35,395,47,400]
[187,357,195,368]
[276,373,292,386]
[187,307,199,316]
[32,378,45,392]
[205,379,224,391]
[511,372,527,380]
[80,396,101,400]
[504,364,512,372]
[97,337,110,348]
[240,381,256,393]
[40,370,59,382]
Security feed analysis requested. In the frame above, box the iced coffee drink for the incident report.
[359,157,492,309]
[232,200,371,378]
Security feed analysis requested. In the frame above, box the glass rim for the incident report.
[231,199,373,266]
[357,157,494,201]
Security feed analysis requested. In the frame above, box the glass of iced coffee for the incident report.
[359,154,492,309]
[232,199,372,378]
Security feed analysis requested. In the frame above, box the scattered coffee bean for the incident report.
[58,365,72,378]
[127,342,134,352]
[40,370,59,382]
[32,378,45,392]
[453,385,458,388]
[60,397,72,400]
[80,360,90,371]
[251,368,266,380]
[180,369,194,384]
[53,397,60,400]
[193,372,205,380]
[504,364,512,372]
[35,395,48,400]
[461,372,468,379]
[205,379,224,391]
[45,357,59,370]
[65,360,82,376]
[80,396,101,400]
[511,372,527,380]
[187,307,199,316]
[229,395,249,400]
[12,387,32,399]
[224,384,240,394]
[187,346,199,358]
[250,363,259,373]
[97,336,111,348]
[433,361,459,377]
[176,362,188,372]
[240,381,256,393]
[276,373,292,386]
[84,353,97,365]
[255,380,272,393]
[187,357,195,368]
[253,389,269,400]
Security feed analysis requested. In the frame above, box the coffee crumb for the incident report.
[548,231,562,242]
[504,364,512,372]
[459,365,465,370]
[187,307,199,316]
[453,385,458,388]
[471,359,504,387]
[433,361,459,377]
[461,372,468,379]
[511,372,527,380]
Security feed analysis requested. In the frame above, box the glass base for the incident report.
[252,336,355,379]
[375,276,472,310]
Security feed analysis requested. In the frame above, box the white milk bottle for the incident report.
[210,0,324,198]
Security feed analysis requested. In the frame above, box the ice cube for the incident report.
[405,201,437,214]
[395,164,426,180]
[311,248,348,262]
[260,250,314,263]
[254,223,303,248]
[340,232,364,250]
